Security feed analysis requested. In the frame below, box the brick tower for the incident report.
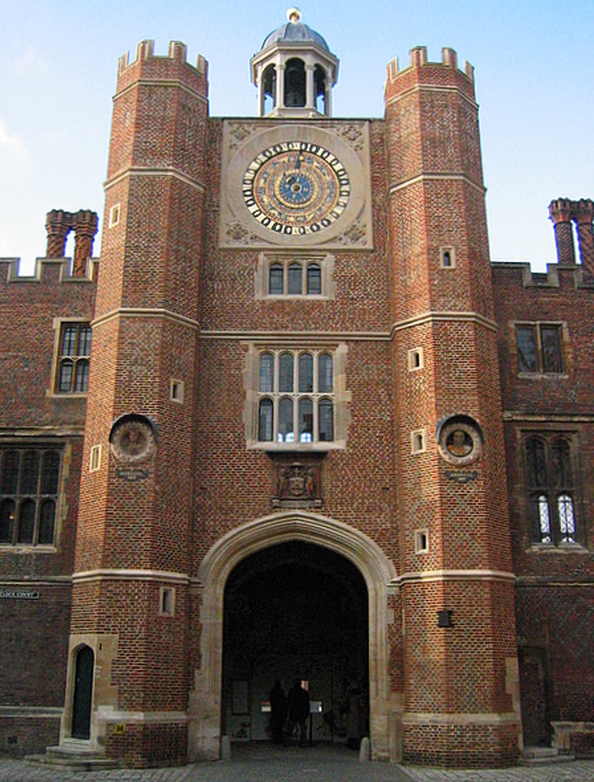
[385,48,521,765]
[60,41,208,766]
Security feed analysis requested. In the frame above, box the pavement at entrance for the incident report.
[1,745,594,782]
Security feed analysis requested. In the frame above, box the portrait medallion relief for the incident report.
[110,416,156,464]
[437,419,483,467]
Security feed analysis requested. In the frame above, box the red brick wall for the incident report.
[385,53,519,765]
[493,261,594,738]
[0,257,96,754]
[69,41,207,747]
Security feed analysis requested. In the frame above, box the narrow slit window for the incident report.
[288,262,303,295]
[279,353,294,392]
[0,500,15,544]
[278,397,294,442]
[299,353,314,392]
[412,430,425,454]
[558,494,575,543]
[318,353,333,393]
[298,397,313,442]
[258,399,274,442]
[259,353,274,393]
[269,263,284,295]
[319,398,334,442]
[307,264,321,295]
[541,326,563,373]
[38,500,56,545]
[17,499,36,544]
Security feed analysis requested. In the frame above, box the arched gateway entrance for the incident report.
[222,542,368,744]
[189,512,397,761]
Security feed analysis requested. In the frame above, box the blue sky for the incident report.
[1,0,592,271]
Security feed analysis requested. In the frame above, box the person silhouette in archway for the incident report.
[269,680,288,744]
[288,679,310,747]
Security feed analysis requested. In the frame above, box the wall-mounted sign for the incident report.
[115,468,148,482]
[0,589,40,600]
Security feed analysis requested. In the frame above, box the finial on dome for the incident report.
[287,7,302,23]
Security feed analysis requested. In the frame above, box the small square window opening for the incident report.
[411,430,426,454]
[159,586,175,617]
[109,204,121,228]
[440,247,456,268]
[415,529,429,553]
[89,445,101,473]
[170,379,184,404]
[408,347,424,371]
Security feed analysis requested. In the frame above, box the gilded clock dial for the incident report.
[243,141,351,235]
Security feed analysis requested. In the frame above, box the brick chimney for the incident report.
[549,199,576,265]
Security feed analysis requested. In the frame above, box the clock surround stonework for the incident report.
[220,121,373,249]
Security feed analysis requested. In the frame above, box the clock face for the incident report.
[242,142,351,236]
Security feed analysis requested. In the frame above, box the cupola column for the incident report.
[324,73,332,116]
[276,62,285,111]
[257,65,266,114]
[305,63,315,108]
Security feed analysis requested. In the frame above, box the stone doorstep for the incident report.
[520,747,575,765]
[26,745,119,771]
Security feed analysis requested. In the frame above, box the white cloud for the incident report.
[11,47,51,81]
[0,119,31,165]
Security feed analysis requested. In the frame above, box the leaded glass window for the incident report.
[256,350,335,445]
[56,322,92,393]
[525,434,578,546]
[0,446,61,546]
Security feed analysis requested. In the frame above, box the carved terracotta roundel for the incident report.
[110,418,156,464]
[438,420,483,466]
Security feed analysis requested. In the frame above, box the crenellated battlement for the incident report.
[0,209,99,285]
[491,260,594,290]
[117,39,208,78]
[0,256,98,285]
[386,46,475,85]
[490,196,594,286]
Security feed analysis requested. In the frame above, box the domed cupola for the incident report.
[251,8,339,118]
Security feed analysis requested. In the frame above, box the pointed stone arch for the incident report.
[188,510,397,761]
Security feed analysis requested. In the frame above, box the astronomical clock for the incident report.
[220,123,373,249]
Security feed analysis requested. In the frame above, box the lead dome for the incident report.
[260,8,331,52]
[251,8,339,118]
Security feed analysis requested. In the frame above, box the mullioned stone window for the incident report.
[244,343,350,450]
[516,323,564,375]
[525,434,578,546]
[258,349,334,443]
[255,252,335,299]
[0,446,61,546]
[55,321,92,393]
